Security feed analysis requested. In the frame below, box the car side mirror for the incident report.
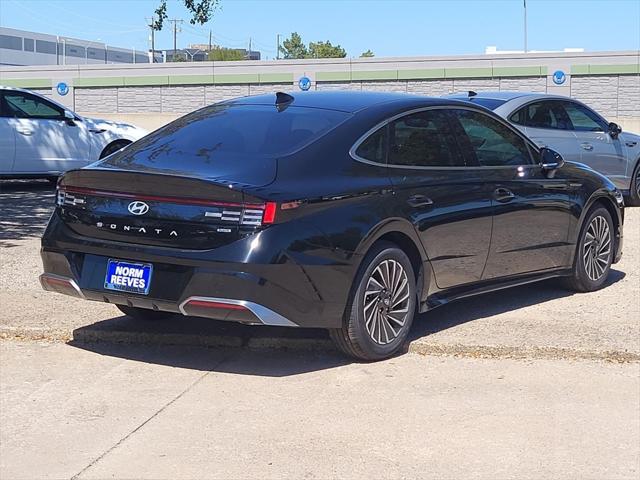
[608,122,622,139]
[540,147,565,171]
[63,110,76,126]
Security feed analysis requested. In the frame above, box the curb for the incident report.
[2,326,638,363]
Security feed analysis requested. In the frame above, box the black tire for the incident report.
[330,241,417,361]
[562,205,614,292]
[100,140,130,159]
[116,305,175,321]
[628,160,640,206]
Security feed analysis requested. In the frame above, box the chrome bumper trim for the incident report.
[39,273,86,299]
[178,296,298,327]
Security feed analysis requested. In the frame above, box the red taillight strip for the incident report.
[62,186,265,209]
[184,299,247,311]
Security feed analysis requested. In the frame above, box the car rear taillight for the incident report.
[262,202,277,225]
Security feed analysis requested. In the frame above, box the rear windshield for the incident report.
[102,103,351,169]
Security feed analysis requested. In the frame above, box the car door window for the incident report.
[388,110,464,167]
[510,101,572,130]
[562,102,605,132]
[453,109,534,167]
[3,92,63,119]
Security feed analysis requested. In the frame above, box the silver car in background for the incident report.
[448,91,640,205]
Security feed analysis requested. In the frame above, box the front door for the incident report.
[451,108,575,279]
[562,100,628,189]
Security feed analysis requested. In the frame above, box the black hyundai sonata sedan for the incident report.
[40,91,624,360]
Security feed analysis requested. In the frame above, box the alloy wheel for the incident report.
[582,215,612,282]
[363,259,411,345]
[635,168,640,198]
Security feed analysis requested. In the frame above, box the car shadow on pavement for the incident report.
[68,270,625,376]
[0,180,55,247]
[68,314,349,376]
[410,270,626,341]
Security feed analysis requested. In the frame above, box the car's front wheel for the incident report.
[330,242,417,361]
[563,205,614,292]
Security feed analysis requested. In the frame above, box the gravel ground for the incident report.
[1,179,638,361]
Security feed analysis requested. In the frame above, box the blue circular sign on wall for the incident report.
[552,70,566,85]
[298,76,311,91]
[56,82,69,96]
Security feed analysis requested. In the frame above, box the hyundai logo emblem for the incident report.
[128,201,149,216]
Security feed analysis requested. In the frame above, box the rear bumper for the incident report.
[40,211,356,328]
[40,272,297,327]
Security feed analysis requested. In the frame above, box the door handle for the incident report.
[580,142,594,151]
[17,128,33,136]
[626,141,637,147]
[493,187,515,203]
[407,194,434,208]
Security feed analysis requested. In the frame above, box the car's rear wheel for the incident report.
[330,242,416,361]
[563,206,614,292]
[116,305,176,321]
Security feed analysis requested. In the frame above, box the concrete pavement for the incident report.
[1,341,638,480]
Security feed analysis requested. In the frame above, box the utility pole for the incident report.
[523,0,528,53]
[208,30,212,52]
[276,34,281,60]
[247,37,252,60]
[146,16,156,63]
[169,19,183,62]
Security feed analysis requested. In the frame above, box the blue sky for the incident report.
[1,0,639,58]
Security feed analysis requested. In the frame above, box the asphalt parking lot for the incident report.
[1,179,639,479]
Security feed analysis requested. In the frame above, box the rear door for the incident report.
[3,91,91,174]
[377,108,493,289]
[0,93,16,174]
[451,108,574,279]
[561,100,628,189]
[509,100,582,163]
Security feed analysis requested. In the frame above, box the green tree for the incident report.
[153,0,220,29]
[208,47,246,61]
[308,40,347,59]
[279,32,308,59]
[360,49,374,57]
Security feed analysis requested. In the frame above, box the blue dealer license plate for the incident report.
[104,259,153,295]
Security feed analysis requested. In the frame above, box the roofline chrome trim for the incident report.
[349,104,540,170]
[178,296,298,327]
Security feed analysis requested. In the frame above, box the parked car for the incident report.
[447,91,640,205]
[40,91,624,360]
[0,86,147,180]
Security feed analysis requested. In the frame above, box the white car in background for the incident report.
[0,86,147,181]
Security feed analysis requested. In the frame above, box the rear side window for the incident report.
[388,110,464,167]
[355,126,387,163]
[452,109,533,167]
[510,101,571,130]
